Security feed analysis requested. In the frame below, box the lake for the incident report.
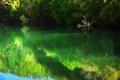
[0,26,120,80]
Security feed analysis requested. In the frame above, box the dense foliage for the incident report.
[0,0,120,26]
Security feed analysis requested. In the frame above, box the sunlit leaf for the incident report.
[103,0,107,3]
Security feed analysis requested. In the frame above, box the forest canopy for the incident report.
[0,0,120,27]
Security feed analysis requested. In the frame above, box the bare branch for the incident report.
[77,16,93,34]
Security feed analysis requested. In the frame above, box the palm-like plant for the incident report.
[77,16,92,34]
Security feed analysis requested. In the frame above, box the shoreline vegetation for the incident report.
[0,0,120,28]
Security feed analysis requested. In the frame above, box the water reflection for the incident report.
[0,27,119,80]
[34,49,101,80]
[0,72,54,80]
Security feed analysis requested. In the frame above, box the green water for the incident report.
[0,26,120,80]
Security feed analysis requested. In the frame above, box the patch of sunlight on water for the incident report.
[0,72,54,80]
[14,37,23,47]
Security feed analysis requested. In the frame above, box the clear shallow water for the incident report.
[0,26,120,80]
[0,72,54,80]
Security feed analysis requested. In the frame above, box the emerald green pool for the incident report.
[0,26,120,80]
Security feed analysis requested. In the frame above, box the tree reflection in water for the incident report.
[34,48,101,80]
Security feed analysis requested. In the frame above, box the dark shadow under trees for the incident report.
[113,22,120,57]
[33,47,102,80]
